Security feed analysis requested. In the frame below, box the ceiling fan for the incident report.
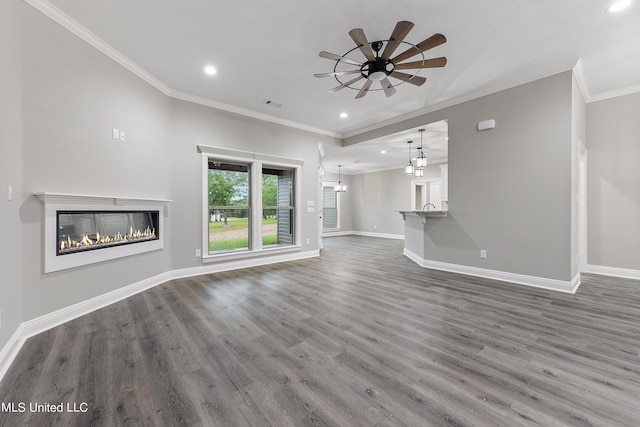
[314,21,447,99]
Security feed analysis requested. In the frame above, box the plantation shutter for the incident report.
[277,174,293,245]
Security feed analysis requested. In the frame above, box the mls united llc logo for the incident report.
[1,401,89,413]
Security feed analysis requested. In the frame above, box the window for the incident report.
[322,184,338,229]
[199,145,303,260]
[262,167,294,247]
[208,162,250,254]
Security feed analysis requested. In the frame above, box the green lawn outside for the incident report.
[208,217,276,233]
[208,217,279,252]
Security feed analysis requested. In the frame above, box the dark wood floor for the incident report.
[1,236,640,426]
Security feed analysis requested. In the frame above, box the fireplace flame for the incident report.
[58,226,157,255]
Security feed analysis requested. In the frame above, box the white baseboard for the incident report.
[404,248,580,294]
[171,249,319,281]
[0,249,319,384]
[0,325,26,384]
[20,271,173,341]
[352,231,404,240]
[585,264,640,280]
[321,230,353,237]
[323,230,404,240]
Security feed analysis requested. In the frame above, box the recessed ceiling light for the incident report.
[339,112,348,119]
[204,65,217,76]
[608,0,631,12]
[380,150,386,154]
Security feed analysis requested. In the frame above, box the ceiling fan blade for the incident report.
[394,57,447,70]
[380,21,414,60]
[391,33,446,64]
[355,80,373,99]
[349,28,375,61]
[319,51,363,67]
[329,75,364,93]
[314,70,361,78]
[390,71,426,86]
[380,78,397,97]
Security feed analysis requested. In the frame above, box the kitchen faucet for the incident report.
[423,203,436,211]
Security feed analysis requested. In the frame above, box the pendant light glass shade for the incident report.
[335,165,347,192]
[414,167,424,177]
[405,141,415,175]
[416,128,427,169]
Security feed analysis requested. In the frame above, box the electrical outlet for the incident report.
[480,250,487,259]
[195,249,201,257]
[373,225,377,230]
[306,238,310,244]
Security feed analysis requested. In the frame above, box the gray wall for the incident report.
[345,72,575,282]
[586,92,640,270]
[0,0,333,356]
[0,0,23,347]
[349,168,414,237]
[19,3,172,319]
[168,99,331,270]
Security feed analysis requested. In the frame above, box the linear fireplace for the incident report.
[36,193,171,273]
[57,210,159,255]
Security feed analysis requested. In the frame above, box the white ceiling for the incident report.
[43,0,640,173]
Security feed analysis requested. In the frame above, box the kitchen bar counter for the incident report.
[397,210,448,224]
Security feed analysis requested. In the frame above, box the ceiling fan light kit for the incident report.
[316,20,447,99]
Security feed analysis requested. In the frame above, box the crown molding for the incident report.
[343,59,579,140]
[171,90,342,139]
[586,83,640,103]
[23,0,172,96]
[572,58,640,104]
[22,0,342,141]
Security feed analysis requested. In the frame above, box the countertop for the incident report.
[397,210,448,223]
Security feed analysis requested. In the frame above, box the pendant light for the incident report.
[404,141,415,175]
[335,165,347,192]
[416,128,427,169]
[414,157,424,177]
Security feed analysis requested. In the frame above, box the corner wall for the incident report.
[0,0,24,350]
[586,92,640,274]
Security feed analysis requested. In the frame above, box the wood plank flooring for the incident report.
[1,235,640,426]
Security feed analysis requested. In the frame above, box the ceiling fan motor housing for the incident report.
[362,41,393,81]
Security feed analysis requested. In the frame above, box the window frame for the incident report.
[207,161,251,254]
[198,145,304,262]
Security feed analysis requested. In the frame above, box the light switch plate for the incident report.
[119,130,126,141]
[112,128,119,139]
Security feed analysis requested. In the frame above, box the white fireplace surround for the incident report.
[35,193,171,273]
